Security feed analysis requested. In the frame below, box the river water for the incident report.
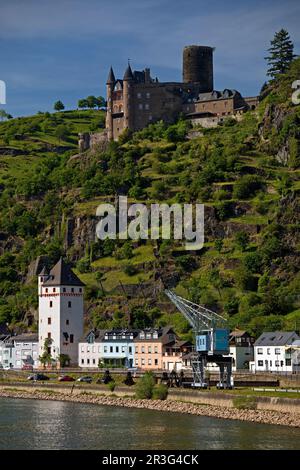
[0,398,299,450]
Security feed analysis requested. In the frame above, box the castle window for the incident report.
[137,92,142,99]
[145,103,149,110]
[146,92,150,98]
[63,287,66,292]
[48,317,51,325]
[149,115,152,121]
[49,301,53,308]
[79,288,82,293]
[71,288,74,293]
[48,332,51,339]
[53,288,56,293]
[66,319,69,325]
[45,288,48,293]
[68,301,72,308]
[138,104,143,110]
[70,334,74,343]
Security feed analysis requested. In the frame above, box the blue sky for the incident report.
[1,0,299,117]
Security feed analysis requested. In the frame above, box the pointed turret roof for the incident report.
[106,66,115,84]
[38,266,48,276]
[43,257,85,287]
[123,63,134,81]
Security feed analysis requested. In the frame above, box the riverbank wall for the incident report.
[1,384,300,428]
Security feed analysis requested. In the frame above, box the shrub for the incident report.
[233,175,263,199]
[152,383,168,400]
[108,380,116,392]
[76,256,91,273]
[135,371,155,399]
[216,201,233,221]
[235,231,250,251]
[123,263,138,276]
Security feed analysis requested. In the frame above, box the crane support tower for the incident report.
[165,290,233,389]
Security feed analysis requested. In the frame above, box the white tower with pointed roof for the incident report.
[38,258,85,366]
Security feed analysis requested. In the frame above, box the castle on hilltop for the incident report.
[105,45,258,141]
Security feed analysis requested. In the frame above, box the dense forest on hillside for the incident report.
[0,59,300,340]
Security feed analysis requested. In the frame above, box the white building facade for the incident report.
[38,258,85,366]
[0,336,14,369]
[253,331,300,373]
[13,334,39,369]
[79,329,137,368]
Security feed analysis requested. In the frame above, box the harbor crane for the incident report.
[165,289,233,389]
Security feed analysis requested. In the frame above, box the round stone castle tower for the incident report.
[182,45,214,92]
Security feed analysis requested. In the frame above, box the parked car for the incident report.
[58,375,75,382]
[22,364,33,371]
[77,376,93,383]
[27,373,50,381]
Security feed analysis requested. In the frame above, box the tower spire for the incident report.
[106,66,115,85]
[123,63,133,81]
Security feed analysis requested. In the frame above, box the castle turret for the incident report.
[106,66,115,140]
[38,266,49,297]
[182,45,214,92]
[123,63,134,130]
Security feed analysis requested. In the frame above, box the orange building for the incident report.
[134,326,192,371]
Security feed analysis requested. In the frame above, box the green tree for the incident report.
[39,338,53,366]
[54,100,65,111]
[55,124,69,141]
[86,95,98,109]
[0,109,9,121]
[96,96,106,108]
[78,98,88,109]
[235,231,250,252]
[265,29,296,79]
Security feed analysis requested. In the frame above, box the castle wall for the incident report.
[194,97,235,116]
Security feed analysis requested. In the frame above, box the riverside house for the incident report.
[228,330,254,370]
[13,333,39,369]
[0,333,38,369]
[252,331,300,373]
[79,329,138,368]
[134,326,192,371]
[0,336,14,369]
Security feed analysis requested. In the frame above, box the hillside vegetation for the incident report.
[0,59,300,339]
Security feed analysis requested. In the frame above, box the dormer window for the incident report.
[146,333,151,339]
[153,332,158,339]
